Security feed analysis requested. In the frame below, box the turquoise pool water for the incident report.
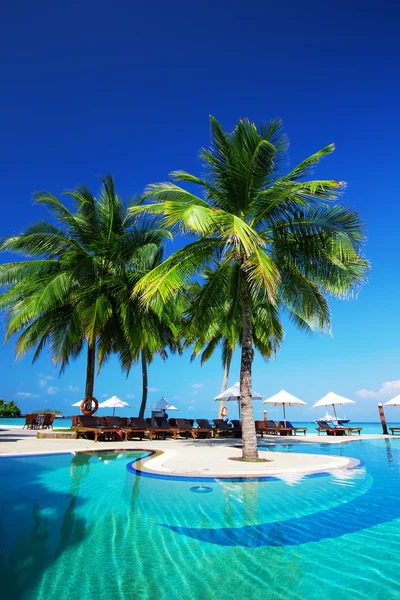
[1,440,400,599]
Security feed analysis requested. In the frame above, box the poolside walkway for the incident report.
[0,426,386,479]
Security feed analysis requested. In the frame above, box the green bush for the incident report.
[0,399,22,417]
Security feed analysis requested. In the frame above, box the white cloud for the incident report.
[67,385,79,393]
[16,392,40,398]
[192,383,203,389]
[148,387,160,393]
[173,396,180,400]
[40,374,56,388]
[182,399,196,405]
[47,386,59,395]
[100,393,109,398]
[188,406,196,411]
[356,380,400,400]
[126,394,135,399]
[193,390,199,396]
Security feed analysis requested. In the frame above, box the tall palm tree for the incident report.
[185,268,284,417]
[97,253,182,419]
[130,117,369,460]
[0,176,173,408]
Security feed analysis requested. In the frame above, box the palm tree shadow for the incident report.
[0,454,94,600]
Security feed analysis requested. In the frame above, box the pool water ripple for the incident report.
[1,440,400,599]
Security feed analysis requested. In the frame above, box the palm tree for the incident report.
[0,176,173,408]
[93,219,182,419]
[130,117,369,460]
[185,268,284,417]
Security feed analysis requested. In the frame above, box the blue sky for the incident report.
[0,0,399,421]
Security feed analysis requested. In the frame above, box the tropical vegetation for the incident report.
[0,117,369,460]
[0,399,21,417]
[0,176,177,417]
[131,117,369,460]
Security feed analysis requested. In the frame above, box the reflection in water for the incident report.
[384,438,394,470]
[130,468,142,512]
[243,480,259,524]
[0,454,91,600]
[55,453,93,554]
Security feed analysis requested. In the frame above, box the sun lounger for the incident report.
[255,420,267,436]
[213,419,235,438]
[125,417,153,441]
[255,420,280,436]
[389,428,400,435]
[173,418,194,438]
[23,414,39,430]
[42,413,56,429]
[230,420,242,437]
[196,419,214,438]
[264,420,280,435]
[104,416,122,428]
[174,418,210,439]
[316,420,346,436]
[316,420,362,436]
[196,419,212,428]
[278,421,307,436]
[104,416,153,441]
[73,415,117,442]
[149,416,177,439]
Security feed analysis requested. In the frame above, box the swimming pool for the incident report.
[1,439,399,599]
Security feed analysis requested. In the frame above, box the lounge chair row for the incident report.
[73,416,216,442]
[256,419,362,436]
[72,416,366,442]
[73,417,249,442]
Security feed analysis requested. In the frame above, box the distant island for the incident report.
[32,408,65,417]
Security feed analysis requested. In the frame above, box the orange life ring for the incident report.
[221,405,229,417]
[80,397,99,416]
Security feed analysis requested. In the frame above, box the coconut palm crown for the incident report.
[0,176,175,408]
[130,117,369,460]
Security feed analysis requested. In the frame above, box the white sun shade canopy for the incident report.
[313,392,355,409]
[98,396,130,409]
[71,400,82,407]
[214,382,263,402]
[148,397,178,411]
[384,394,400,407]
[263,390,306,407]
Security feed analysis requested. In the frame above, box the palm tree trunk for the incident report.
[240,274,259,461]
[218,346,232,418]
[85,339,96,398]
[138,350,148,419]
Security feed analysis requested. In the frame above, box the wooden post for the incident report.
[263,410,267,421]
[378,403,388,435]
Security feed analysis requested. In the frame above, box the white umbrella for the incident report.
[263,389,306,426]
[71,401,82,407]
[214,382,263,417]
[313,392,355,423]
[214,382,263,402]
[148,397,178,412]
[98,395,130,416]
[384,394,400,407]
